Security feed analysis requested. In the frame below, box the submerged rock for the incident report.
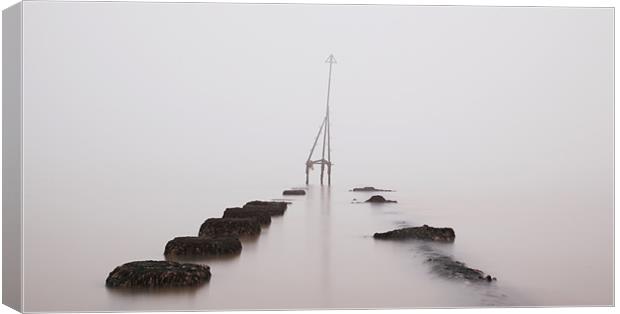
[350,186,394,192]
[373,225,455,242]
[242,200,288,216]
[223,207,272,225]
[365,195,397,203]
[283,189,306,196]
[426,254,497,283]
[105,260,211,288]
[164,236,242,257]
[198,218,261,238]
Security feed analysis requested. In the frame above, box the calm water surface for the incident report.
[24,179,612,311]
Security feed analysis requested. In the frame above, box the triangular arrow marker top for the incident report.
[325,54,337,64]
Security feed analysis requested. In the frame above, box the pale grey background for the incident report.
[17,1,613,311]
[2,2,22,312]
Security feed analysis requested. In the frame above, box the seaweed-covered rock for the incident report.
[426,254,496,283]
[223,207,272,225]
[283,189,306,196]
[105,260,211,288]
[350,186,393,192]
[245,200,288,210]
[242,200,288,216]
[198,218,261,238]
[365,195,397,203]
[373,225,455,242]
[164,236,242,257]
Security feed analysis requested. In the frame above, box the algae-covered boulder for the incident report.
[242,200,288,216]
[350,186,394,192]
[426,254,497,283]
[365,195,397,203]
[245,200,288,210]
[164,236,242,257]
[198,218,261,238]
[283,189,306,196]
[223,207,272,225]
[373,225,455,242]
[105,260,211,288]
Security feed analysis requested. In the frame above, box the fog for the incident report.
[21,2,612,311]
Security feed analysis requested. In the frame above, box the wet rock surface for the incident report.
[164,236,242,257]
[198,218,261,238]
[245,200,288,210]
[282,189,306,196]
[350,186,394,192]
[426,253,497,283]
[223,207,272,225]
[365,195,397,203]
[105,260,211,288]
[242,200,288,216]
[373,225,455,242]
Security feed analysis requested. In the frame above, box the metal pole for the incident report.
[327,117,331,185]
[324,55,335,186]
[320,115,327,185]
[325,56,334,115]
[307,117,326,162]
[306,117,325,185]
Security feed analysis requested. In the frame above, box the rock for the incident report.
[198,218,261,238]
[350,186,393,192]
[105,260,211,288]
[365,195,397,203]
[164,236,242,257]
[283,189,306,196]
[223,207,272,225]
[242,200,288,216]
[425,254,496,283]
[242,205,286,216]
[373,225,455,242]
[245,200,288,211]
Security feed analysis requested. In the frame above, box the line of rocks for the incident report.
[349,187,398,204]
[350,186,497,283]
[106,195,299,289]
[372,224,497,283]
[349,186,394,192]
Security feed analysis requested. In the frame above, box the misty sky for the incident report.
[22,2,613,203]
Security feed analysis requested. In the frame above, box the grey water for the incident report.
[23,179,612,311]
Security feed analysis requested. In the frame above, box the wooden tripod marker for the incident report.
[306,54,336,185]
